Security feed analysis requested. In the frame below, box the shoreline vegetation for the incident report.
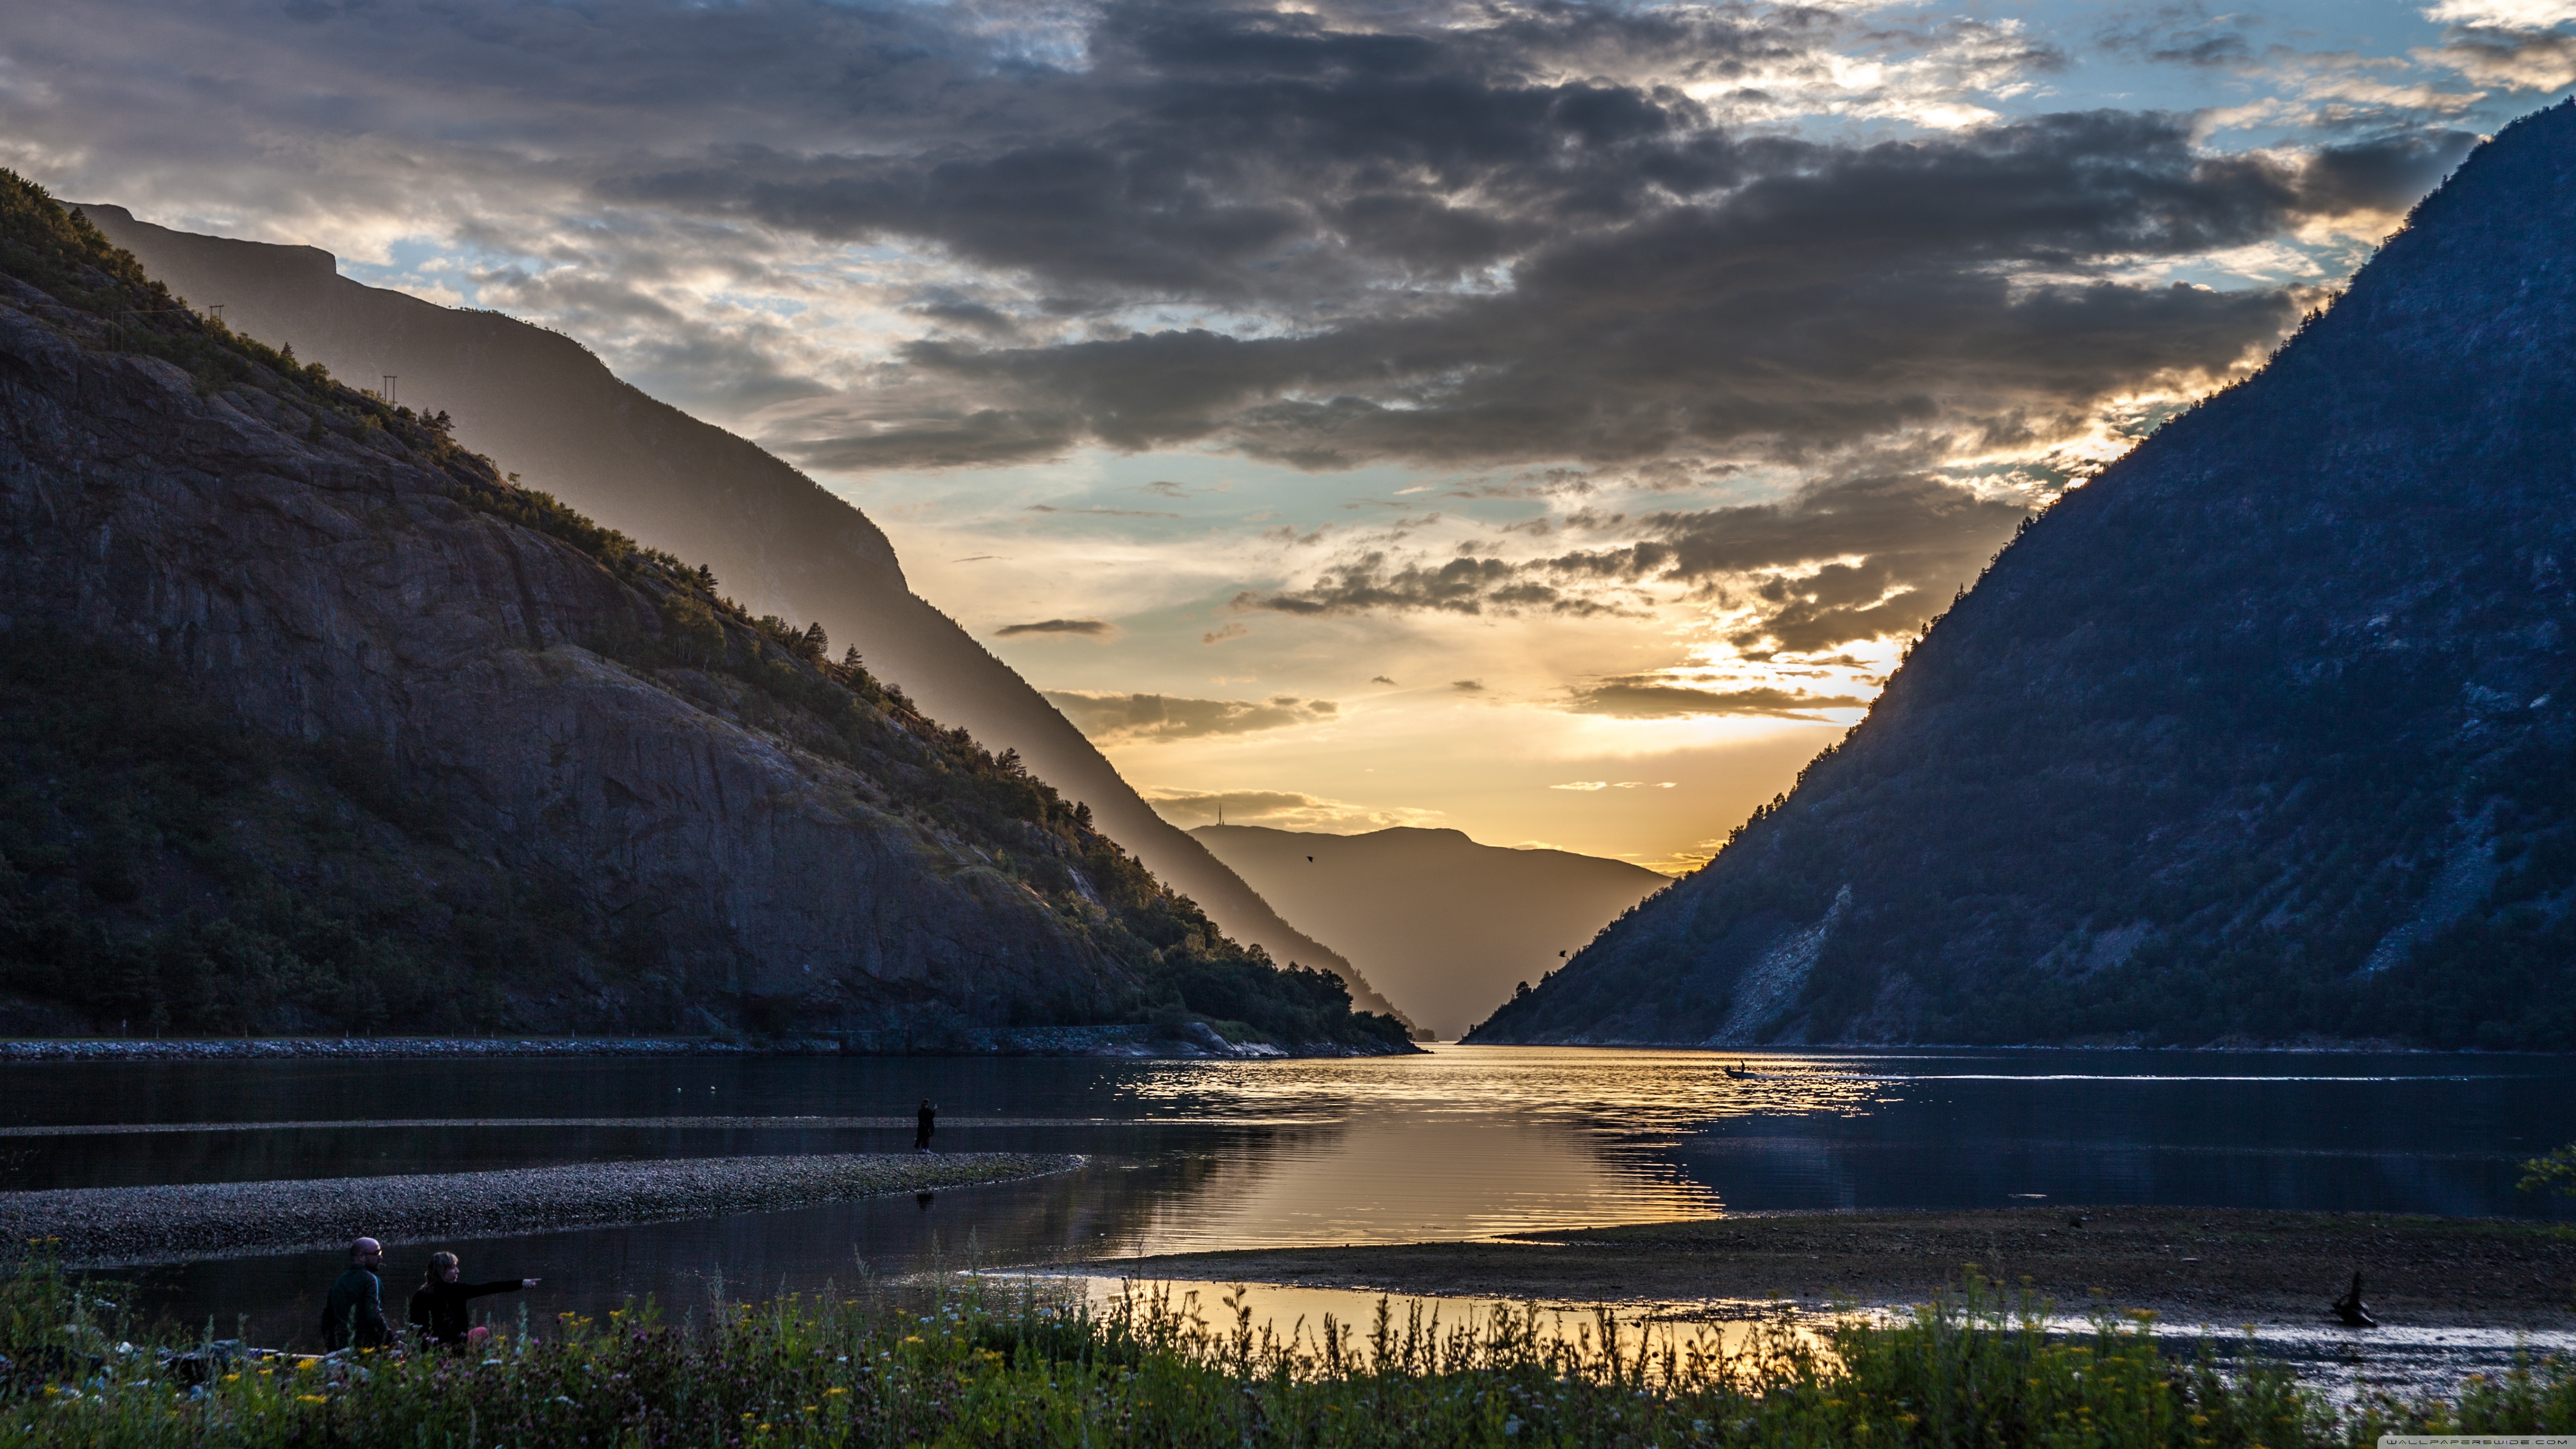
[0,1155,1087,1269]
[1124,1208,2576,1331]
[4,1255,2570,1447]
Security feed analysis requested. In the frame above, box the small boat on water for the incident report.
[1722,1061,1752,1079]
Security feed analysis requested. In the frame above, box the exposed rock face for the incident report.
[67,204,1403,1024]
[1472,101,2576,1051]
[0,270,1124,1030]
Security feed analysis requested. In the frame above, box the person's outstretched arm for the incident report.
[463,1278,538,1300]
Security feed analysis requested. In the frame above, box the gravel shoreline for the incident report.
[2,1152,1084,1268]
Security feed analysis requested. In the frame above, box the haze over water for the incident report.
[7,1046,2570,1343]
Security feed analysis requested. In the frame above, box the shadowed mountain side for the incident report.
[1190,826,1668,1037]
[75,204,1400,1024]
[0,180,1410,1052]
[1472,100,2576,1051]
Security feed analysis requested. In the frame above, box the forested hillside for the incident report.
[1473,100,2576,1052]
[0,174,1407,1052]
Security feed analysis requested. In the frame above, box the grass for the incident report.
[2,1249,2570,1447]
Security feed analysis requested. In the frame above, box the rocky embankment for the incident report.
[4,1153,1084,1267]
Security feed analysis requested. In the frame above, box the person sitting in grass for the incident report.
[319,1237,390,1350]
[408,1251,539,1347]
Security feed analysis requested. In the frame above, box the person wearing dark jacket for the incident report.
[407,1251,539,1347]
[319,1237,390,1350]
[916,1099,937,1151]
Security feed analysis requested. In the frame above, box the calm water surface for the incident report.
[4,1045,2568,1344]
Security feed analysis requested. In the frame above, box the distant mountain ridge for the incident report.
[75,203,1403,1024]
[0,177,1408,1052]
[1472,100,2576,1051]
[1190,824,1667,1037]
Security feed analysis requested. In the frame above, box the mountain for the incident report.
[0,175,1409,1054]
[1470,100,2576,1053]
[65,205,1404,1027]
[1190,825,1668,1037]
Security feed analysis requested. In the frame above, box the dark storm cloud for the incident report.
[5,0,2497,477]
[1566,680,1870,719]
[809,108,2423,470]
[1042,690,1339,742]
[994,618,1116,638]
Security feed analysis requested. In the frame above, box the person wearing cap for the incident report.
[319,1237,391,1350]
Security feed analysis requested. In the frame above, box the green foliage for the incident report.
[0,171,472,473]
[5,1258,2571,1447]
[0,632,610,1035]
[2523,1143,2576,1198]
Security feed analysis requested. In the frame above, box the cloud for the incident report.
[1201,622,1249,645]
[1043,689,1340,743]
[1551,779,1679,790]
[1146,787,1442,831]
[2423,0,2576,26]
[995,618,1116,638]
[831,109,2450,471]
[1370,675,1398,685]
[1451,679,1486,693]
[1025,504,1185,519]
[7,0,2499,490]
[1565,680,1871,720]
[2423,29,2576,90]
[1237,472,2041,651]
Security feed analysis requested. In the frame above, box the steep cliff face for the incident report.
[1472,100,2576,1051]
[67,204,1404,1025]
[0,181,1408,1050]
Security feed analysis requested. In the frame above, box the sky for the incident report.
[7,0,2571,872]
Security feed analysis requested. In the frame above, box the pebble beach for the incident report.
[2,1152,1085,1267]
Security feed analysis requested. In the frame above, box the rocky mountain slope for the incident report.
[1471,100,2576,1052]
[1191,825,1667,1037]
[0,176,1408,1052]
[69,203,1403,1025]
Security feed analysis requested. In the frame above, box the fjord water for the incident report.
[5,1046,2569,1343]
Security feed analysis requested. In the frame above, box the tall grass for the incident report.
[2,1248,2568,1447]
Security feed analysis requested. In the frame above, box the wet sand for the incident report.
[1120,1207,2576,1330]
[4,1152,1083,1268]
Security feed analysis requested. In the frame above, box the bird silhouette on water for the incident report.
[2329,1271,2377,1327]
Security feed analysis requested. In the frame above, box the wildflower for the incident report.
[221,1374,238,1383]
[297,1394,327,1405]
[825,1387,847,1396]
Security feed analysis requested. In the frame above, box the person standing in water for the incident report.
[319,1237,390,1350]
[915,1098,937,1152]
[408,1252,539,1347]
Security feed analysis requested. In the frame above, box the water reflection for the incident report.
[4,1045,2569,1347]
